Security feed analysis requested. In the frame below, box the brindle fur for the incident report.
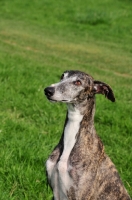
[44,70,131,200]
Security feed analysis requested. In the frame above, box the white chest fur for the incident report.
[57,105,83,199]
[46,105,83,200]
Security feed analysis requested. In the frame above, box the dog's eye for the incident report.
[74,80,82,86]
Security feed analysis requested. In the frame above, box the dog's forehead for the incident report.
[63,70,93,80]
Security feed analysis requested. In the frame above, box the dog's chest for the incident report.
[58,107,83,198]
[47,106,83,199]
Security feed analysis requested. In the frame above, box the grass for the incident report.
[0,0,132,199]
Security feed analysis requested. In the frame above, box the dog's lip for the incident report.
[49,99,57,103]
[46,97,57,102]
[46,96,70,103]
[61,100,68,102]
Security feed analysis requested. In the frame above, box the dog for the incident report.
[44,70,131,200]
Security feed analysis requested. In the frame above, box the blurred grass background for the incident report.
[0,0,132,199]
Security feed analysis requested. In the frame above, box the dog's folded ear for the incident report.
[93,80,115,102]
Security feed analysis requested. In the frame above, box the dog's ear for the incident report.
[93,80,115,102]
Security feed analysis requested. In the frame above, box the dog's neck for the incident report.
[60,99,95,162]
[60,104,83,162]
[71,97,95,126]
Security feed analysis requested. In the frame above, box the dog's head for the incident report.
[44,70,115,104]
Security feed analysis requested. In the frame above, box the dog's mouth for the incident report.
[46,96,70,103]
[45,96,56,102]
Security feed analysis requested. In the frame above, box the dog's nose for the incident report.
[44,87,55,97]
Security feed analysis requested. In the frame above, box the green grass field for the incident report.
[0,0,132,199]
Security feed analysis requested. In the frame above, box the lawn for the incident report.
[0,0,132,199]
